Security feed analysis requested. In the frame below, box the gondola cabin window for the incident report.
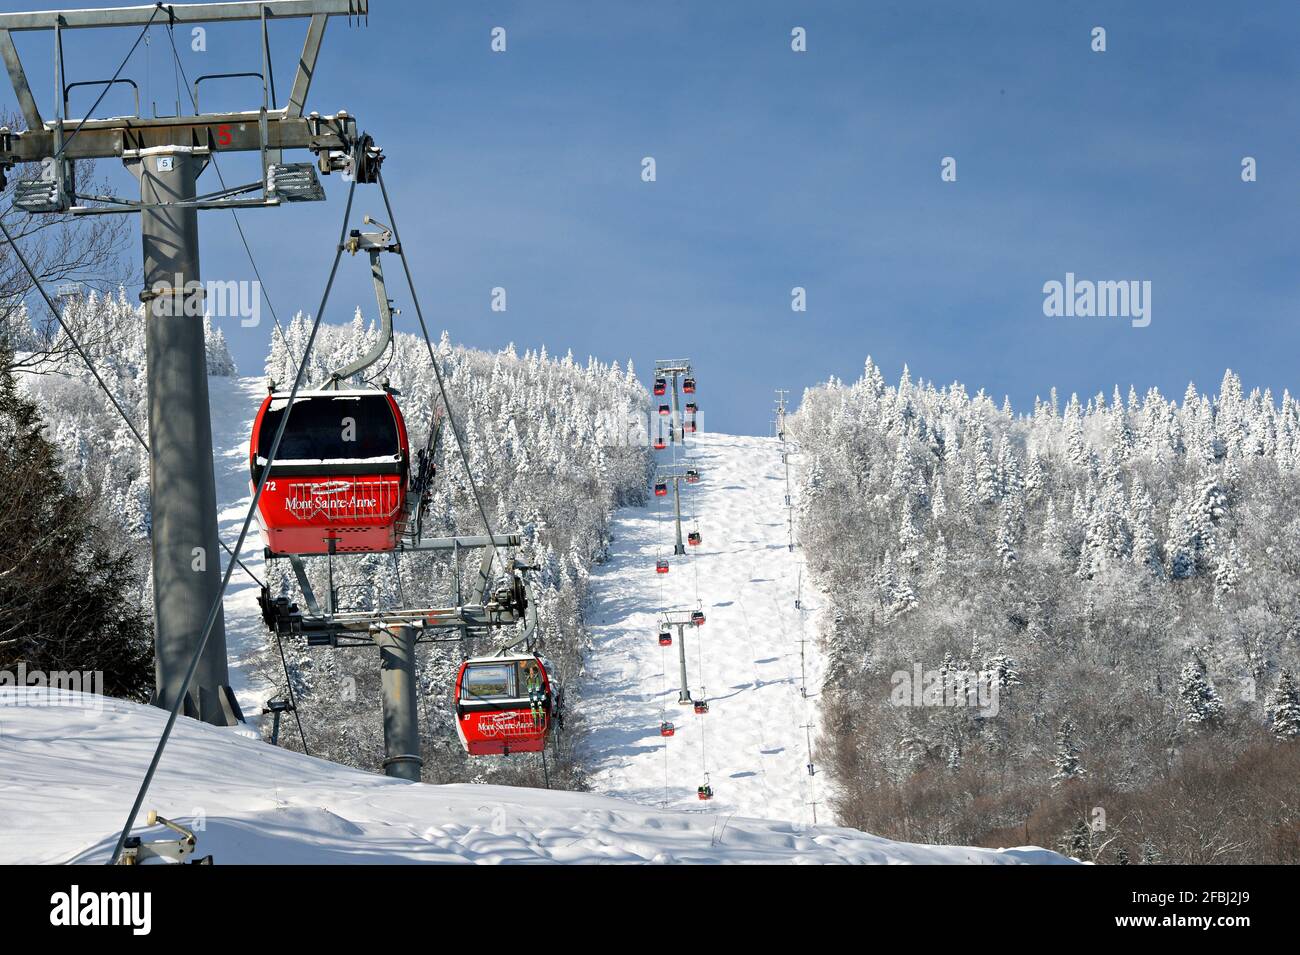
[463,664,514,700]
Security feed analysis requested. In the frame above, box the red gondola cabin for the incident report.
[694,700,709,714]
[653,436,667,450]
[453,654,556,756]
[660,721,675,737]
[658,404,671,416]
[658,630,673,646]
[653,378,666,396]
[683,378,696,394]
[685,468,700,484]
[656,559,670,574]
[688,531,702,546]
[684,403,698,415]
[697,784,712,800]
[654,481,668,496]
[250,388,410,557]
[691,610,706,626]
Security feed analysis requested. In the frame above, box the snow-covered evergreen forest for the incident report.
[791,359,1300,863]
[8,290,236,615]
[256,312,651,789]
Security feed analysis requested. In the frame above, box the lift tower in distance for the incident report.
[653,358,695,554]
[655,461,700,558]
[654,358,693,449]
[660,609,704,705]
[0,0,379,725]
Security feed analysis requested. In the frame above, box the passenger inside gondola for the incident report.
[461,659,539,702]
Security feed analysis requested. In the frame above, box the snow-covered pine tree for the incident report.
[1265,669,1300,741]
[1177,657,1225,729]
[1050,718,1085,785]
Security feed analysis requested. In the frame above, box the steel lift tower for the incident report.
[0,0,377,724]
[660,609,703,705]
[655,461,700,558]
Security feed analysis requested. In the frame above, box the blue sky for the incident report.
[9,1,1300,433]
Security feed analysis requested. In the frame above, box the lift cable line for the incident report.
[107,179,359,866]
[159,17,300,377]
[0,216,149,450]
[774,395,818,821]
[50,4,161,164]
[696,606,710,802]
[270,616,310,756]
[374,169,506,593]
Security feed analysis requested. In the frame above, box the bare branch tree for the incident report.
[1,111,129,374]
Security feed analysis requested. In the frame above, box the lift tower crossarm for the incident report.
[653,359,692,376]
[654,463,698,482]
[0,0,364,31]
[0,113,357,164]
[0,1,365,180]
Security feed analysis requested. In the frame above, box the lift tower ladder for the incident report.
[0,0,376,725]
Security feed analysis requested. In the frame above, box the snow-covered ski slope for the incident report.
[581,432,827,824]
[0,688,1070,864]
[209,375,281,723]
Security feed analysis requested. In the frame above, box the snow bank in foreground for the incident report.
[0,689,1070,864]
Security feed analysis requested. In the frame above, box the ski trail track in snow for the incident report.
[209,375,278,724]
